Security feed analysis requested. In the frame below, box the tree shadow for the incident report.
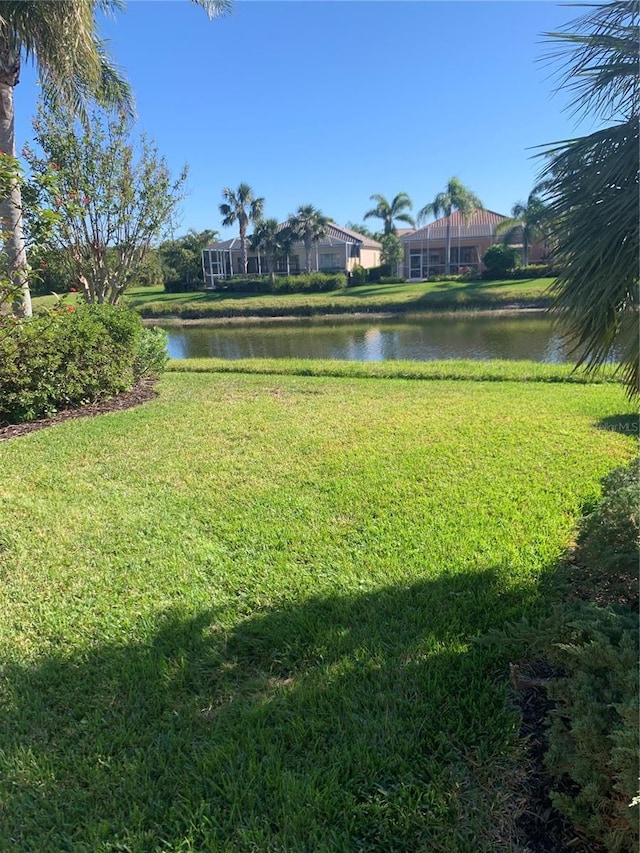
[0,567,543,851]
[595,413,639,438]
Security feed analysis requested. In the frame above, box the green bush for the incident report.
[507,263,563,280]
[481,458,640,853]
[163,278,203,293]
[367,264,392,282]
[576,458,639,578]
[482,245,521,278]
[0,303,166,425]
[483,602,639,853]
[221,273,347,295]
[134,326,169,378]
[350,264,368,286]
[543,604,639,853]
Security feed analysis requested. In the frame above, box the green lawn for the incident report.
[32,277,554,319]
[0,366,635,851]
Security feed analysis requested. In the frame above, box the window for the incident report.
[319,252,342,270]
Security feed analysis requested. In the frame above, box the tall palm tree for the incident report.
[363,192,415,235]
[494,192,551,267]
[418,177,483,276]
[250,218,294,283]
[0,0,230,317]
[289,204,329,273]
[538,0,639,396]
[219,183,264,275]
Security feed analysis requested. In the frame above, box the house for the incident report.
[399,209,548,279]
[202,223,382,285]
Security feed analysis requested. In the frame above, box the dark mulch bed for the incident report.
[0,377,159,442]
[510,660,605,853]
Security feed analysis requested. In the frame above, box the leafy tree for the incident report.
[494,192,552,267]
[363,192,415,235]
[0,0,131,316]
[289,204,330,274]
[380,232,404,275]
[159,228,218,291]
[537,0,639,397]
[250,218,294,283]
[418,178,483,276]
[483,244,520,277]
[219,183,264,275]
[0,0,230,317]
[24,103,188,305]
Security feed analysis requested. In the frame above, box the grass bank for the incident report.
[120,277,554,320]
[0,367,635,850]
[166,356,622,386]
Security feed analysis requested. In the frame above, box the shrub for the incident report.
[483,601,639,853]
[574,458,639,598]
[0,303,165,425]
[134,326,169,379]
[482,245,521,278]
[367,264,392,282]
[163,278,203,293]
[219,273,346,295]
[543,604,639,853]
[507,263,563,280]
[350,265,368,286]
[481,458,640,853]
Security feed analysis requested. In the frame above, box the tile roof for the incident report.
[328,223,382,248]
[400,209,507,242]
[205,223,382,251]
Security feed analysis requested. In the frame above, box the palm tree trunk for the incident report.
[0,45,31,318]
[239,221,248,276]
[445,223,451,276]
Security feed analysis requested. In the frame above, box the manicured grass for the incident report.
[0,368,635,851]
[120,278,553,319]
[31,279,554,319]
[166,356,622,386]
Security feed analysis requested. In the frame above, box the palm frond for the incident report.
[189,0,233,20]
[541,0,640,123]
[538,119,639,390]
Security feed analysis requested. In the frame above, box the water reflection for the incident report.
[162,314,578,363]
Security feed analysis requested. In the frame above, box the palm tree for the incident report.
[219,183,264,275]
[417,178,483,276]
[344,221,380,242]
[363,192,415,235]
[289,204,329,273]
[537,0,639,396]
[0,0,230,317]
[250,218,294,283]
[494,192,551,267]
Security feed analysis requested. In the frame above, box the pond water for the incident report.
[162,312,578,363]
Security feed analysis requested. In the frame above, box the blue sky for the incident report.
[16,1,594,240]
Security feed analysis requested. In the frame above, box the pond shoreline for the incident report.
[144,306,550,327]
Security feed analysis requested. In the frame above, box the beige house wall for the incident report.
[356,247,381,270]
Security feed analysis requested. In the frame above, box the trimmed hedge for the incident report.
[0,303,167,425]
[190,272,348,295]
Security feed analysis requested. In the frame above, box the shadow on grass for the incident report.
[0,568,542,851]
[595,413,640,438]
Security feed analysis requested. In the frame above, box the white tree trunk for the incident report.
[0,46,31,318]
